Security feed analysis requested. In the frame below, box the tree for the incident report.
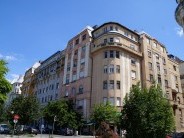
[43,99,83,129]
[0,59,12,105]
[121,84,175,138]
[91,102,120,127]
[6,95,40,125]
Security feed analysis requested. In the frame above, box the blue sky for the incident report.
[0,0,183,82]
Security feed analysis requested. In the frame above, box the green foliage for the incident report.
[121,84,175,138]
[6,95,40,125]
[43,99,83,129]
[0,59,12,104]
[91,102,120,127]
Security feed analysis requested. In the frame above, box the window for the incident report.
[115,26,118,31]
[130,45,135,50]
[148,50,152,57]
[131,58,136,65]
[146,38,151,44]
[158,75,161,85]
[72,74,77,81]
[124,32,129,36]
[75,38,79,45]
[82,34,86,41]
[110,26,113,30]
[153,42,157,48]
[79,85,83,94]
[103,27,107,32]
[116,97,121,106]
[56,83,59,89]
[110,50,114,58]
[165,80,168,87]
[164,69,167,74]
[103,97,107,104]
[148,62,152,70]
[116,65,120,73]
[175,76,178,81]
[73,60,77,67]
[116,51,120,58]
[67,65,70,71]
[71,87,76,95]
[103,81,107,89]
[131,71,136,79]
[74,50,78,55]
[173,65,176,71]
[66,77,69,84]
[155,54,159,60]
[82,46,86,52]
[150,74,153,82]
[109,65,114,73]
[104,51,108,58]
[110,38,114,42]
[79,71,84,78]
[109,80,114,89]
[117,81,120,89]
[162,58,166,64]
[157,62,160,71]
[104,65,108,73]
[104,39,107,43]
[109,97,114,105]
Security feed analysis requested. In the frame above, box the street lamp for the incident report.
[51,116,57,138]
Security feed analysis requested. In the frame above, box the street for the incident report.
[0,134,94,138]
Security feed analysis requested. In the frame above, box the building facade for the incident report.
[175,0,184,29]
[91,22,142,111]
[6,75,24,105]
[21,62,41,97]
[60,26,93,121]
[21,22,184,131]
[91,22,184,131]
[34,51,65,106]
[179,61,184,93]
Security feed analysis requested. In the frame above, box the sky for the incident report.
[0,0,183,82]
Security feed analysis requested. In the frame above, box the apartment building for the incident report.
[21,62,41,97]
[60,26,93,120]
[20,22,184,131]
[91,22,184,131]
[6,75,24,105]
[34,51,65,106]
[91,22,142,111]
[175,0,184,29]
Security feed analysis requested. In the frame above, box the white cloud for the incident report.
[176,27,184,37]
[5,55,17,61]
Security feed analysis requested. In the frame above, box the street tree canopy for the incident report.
[121,84,175,138]
[0,59,12,104]
[91,102,120,127]
[6,95,40,125]
[43,99,83,129]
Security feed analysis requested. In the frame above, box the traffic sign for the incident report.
[13,119,18,124]
[14,114,20,120]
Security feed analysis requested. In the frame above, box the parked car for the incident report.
[60,128,73,136]
[23,126,39,135]
[0,124,10,134]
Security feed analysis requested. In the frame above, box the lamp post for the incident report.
[51,115,57,138]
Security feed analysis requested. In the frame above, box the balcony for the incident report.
[92,42,142,57]
[175,0,184,27]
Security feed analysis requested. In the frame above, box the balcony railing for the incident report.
[94,42,142,57]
